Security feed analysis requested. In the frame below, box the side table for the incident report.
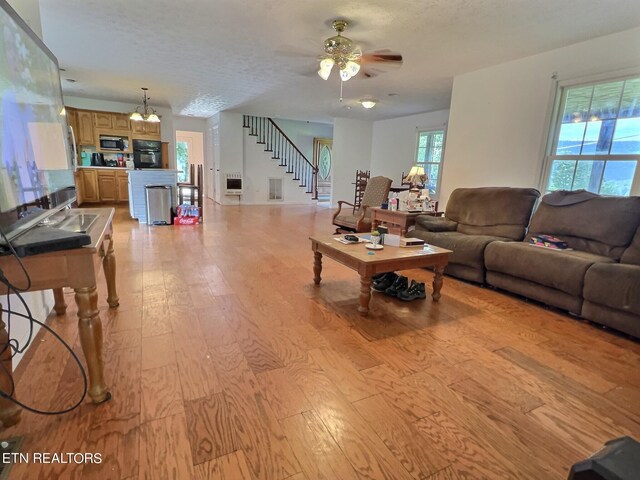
[371,208,443,236]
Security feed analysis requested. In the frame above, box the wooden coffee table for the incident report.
[309,235,451,315]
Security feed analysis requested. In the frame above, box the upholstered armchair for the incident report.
[333,175,393,232]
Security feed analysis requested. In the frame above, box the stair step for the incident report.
[256,141,266,144]
[264,149,273,152]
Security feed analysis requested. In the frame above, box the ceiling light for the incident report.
[360,99,377,109]
[318,20,362,83]
[130,87,160,122]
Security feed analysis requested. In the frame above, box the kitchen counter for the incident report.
[77,165,131,171]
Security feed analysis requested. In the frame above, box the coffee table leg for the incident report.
[313,251,323,285]
[358,276,372,315]
[432,266,444,302]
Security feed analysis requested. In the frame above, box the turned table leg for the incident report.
[0,310,21,427]
[52,288,67,315]
[432,266,445,302]
[103,235,119,308]
[358,276,372,315]
[313,251,323,285]
[75,286,111,404]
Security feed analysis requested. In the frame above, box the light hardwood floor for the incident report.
[4,201,640,479]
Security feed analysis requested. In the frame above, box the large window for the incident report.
[415,129,445,197]
[544,76,640,196]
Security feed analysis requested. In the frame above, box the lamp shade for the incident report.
[404,165,427,188]
[130,111,143,121]
[146,113,161,123]
[360,100,376,109]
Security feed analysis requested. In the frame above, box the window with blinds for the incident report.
[544,76,640,195]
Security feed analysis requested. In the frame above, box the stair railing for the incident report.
[243,115,318,199]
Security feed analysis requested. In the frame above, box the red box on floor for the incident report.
[174,216,199,225]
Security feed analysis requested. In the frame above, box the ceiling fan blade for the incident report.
[361,50,403,64]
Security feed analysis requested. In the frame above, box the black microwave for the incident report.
[99,135,129,151]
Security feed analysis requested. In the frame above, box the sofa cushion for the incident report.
[414,216,458,232]
[621,227,640,266]
[444,187,540,240]
[485,242,614,296]
[584,263,640,316]
[527,192,640,259]
[334,212,371,230]
[413,231,509,270]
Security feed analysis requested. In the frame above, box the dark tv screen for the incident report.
[0,0,75,243]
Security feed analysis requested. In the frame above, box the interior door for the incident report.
[314,137,333,202]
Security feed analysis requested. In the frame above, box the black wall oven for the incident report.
[133,139,162,168]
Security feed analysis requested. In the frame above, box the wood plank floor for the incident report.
[4,201,640,479]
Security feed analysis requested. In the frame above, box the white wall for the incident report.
[331,118,373,206]
[441,27,640,207]
[371,109,450,194]
[63,96,176,168]
[216,112,244,205]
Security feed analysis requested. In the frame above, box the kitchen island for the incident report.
[128,169,178,223]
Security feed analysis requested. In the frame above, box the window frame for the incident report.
[414,126,447,199]
[541,73,640,196]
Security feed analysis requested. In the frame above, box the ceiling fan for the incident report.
[317,19,403,82]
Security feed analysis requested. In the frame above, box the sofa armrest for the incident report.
[415,215,458,232]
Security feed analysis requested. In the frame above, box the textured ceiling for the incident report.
[40,0,640,122]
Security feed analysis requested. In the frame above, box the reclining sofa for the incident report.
[414,188,640,338]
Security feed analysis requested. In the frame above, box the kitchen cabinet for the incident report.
[112,114,131,132]
[76,110,95,146]
[116,171,129,202]
[78,169,99,203]
[75,168,130,203]
[131,120,161,140]
[93,112,113,130]
[97,171,118,202]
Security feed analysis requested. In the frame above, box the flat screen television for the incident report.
[0,0,75,245]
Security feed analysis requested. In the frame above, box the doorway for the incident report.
[175,130,204,187]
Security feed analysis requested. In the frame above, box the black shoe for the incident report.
[385,275,408,297]
[398,280,427,301]
[372,272,398,292]
[372,272,387,282]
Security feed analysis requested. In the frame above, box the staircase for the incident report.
[243,115,318,199]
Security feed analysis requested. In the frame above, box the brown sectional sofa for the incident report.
[412,187,540,282]
[414,188,640,338]
[581,228,640,338]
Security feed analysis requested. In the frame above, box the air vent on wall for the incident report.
[268,178,283,201]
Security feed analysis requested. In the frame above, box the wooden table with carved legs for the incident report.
[0,208,118,427]
[310,235,451,315]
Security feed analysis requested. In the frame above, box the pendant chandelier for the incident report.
[129,87,160,123]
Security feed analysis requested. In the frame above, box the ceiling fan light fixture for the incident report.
[345,60,360,76]
[339,68,352,82]
[360,99,377,109]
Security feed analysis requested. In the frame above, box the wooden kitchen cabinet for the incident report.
[116,171,129,202]
[131,120,161,140]
[97,171,118,202]
[93,112,113,130]
[76,110,96,146]
[75,168,130,203]
[78,169,99,203]
[112,114,131,131]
